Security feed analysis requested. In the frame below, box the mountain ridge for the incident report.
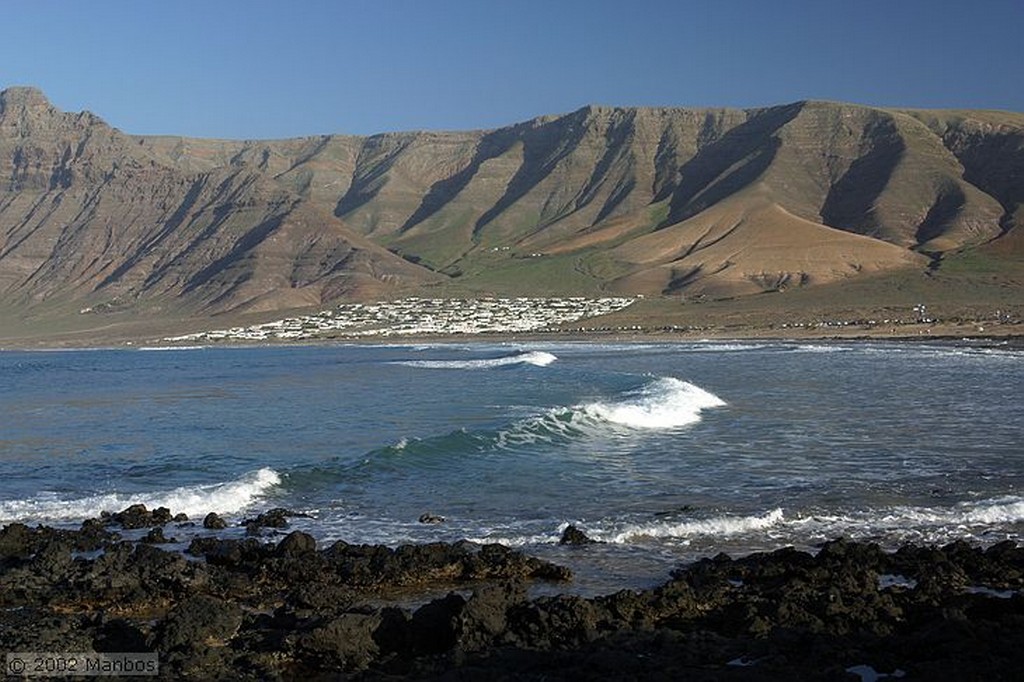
[1,86,1021,337]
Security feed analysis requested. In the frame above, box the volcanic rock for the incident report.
[559,524,599,545]
[202,512,228,530]
[102,504,174,529]
[5,509,1024,679]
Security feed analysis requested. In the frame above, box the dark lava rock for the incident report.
[322,540,572,589]
[419,512,446,524]
[154,594,243,652]
[10,511,1024,681]
[300,609,388,671]
[103,504,174,529]
[141,527,173,544]
[93,616,149,653]
[0,521,115,564]
[457,580,528,652]
[187,536,269,568]
[411,593,466,654]
[286,583,358,615]
[82,542,201,607]
[0,522,35,559]
[241,507,311,530]
[559,524,599,545]
[0,608,97,653]
[276,530,317,557]
[29,539,75,581]
[202,512,228,530]
[78,518,117,547]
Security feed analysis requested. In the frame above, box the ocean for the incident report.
[1,340,1022,594]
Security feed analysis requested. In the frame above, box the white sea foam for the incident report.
[960,497,1024,523]
[796,344,854,353]
[465,530,564,547]
[836,496,1024,531]
[867,497,1024,527]
[486,496,1024,550]
[0,468,281,524]
[678,343,769,353]
[466,510,785,548]
[580,377,726,429]
[396,350,557,369]
[468,495,1024,552]
[496,377,727,446]
[600,508,785,543]
[769,495,1024,548]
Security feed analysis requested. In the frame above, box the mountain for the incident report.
[1,86,1022,336]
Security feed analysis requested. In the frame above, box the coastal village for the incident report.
[160,296,1022,344]
[164,296,638,343]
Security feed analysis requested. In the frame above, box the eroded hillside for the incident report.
[1,86,1021,331]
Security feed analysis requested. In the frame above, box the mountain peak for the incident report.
[0,86,52,113]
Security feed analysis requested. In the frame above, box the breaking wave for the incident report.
[466,495,1024,551]
[353,377,726,471]
[466,509,785,547]
[577,377,726,429]
[600,508,786,543]
[790,495,1024,542]
[396,350,557,369]
[502,377,726,445]
[0,468,281,524]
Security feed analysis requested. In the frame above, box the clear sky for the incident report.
[3,0,1022,139]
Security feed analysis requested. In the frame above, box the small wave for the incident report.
[600,508,785,543]
[468,510,784,547]
[960,497,1024,524]
[679,343,771,353]
[465,532,563,547]
[796,344,854,353]
[774,496,1024,548]
[468,496,1024,551]
[396,350,557,369]
[354,377,726,468]
[0,468,281,524]
[360,430,496,468]
[579,377,726,429]
[870,496,1024,528]
[496,378,726,446]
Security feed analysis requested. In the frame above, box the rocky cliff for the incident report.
[1,86,1021,322]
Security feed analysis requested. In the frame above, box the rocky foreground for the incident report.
[3,507,1024,680]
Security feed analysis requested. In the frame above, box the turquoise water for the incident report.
[1,341,1022,592]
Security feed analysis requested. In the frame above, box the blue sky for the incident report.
[3,1,1022,139]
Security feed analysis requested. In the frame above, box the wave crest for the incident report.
[503,378,726,445]
[358,377,725,467]
[601,508,785,543]
[0,468,281,524]
[580,377,726,429]
[397,350,557,369]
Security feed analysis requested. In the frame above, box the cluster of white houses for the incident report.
[164,297,636,343]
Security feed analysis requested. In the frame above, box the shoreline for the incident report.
[3,505,1024,679]
[3,326,1023,353]
[2,291,1022,350]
